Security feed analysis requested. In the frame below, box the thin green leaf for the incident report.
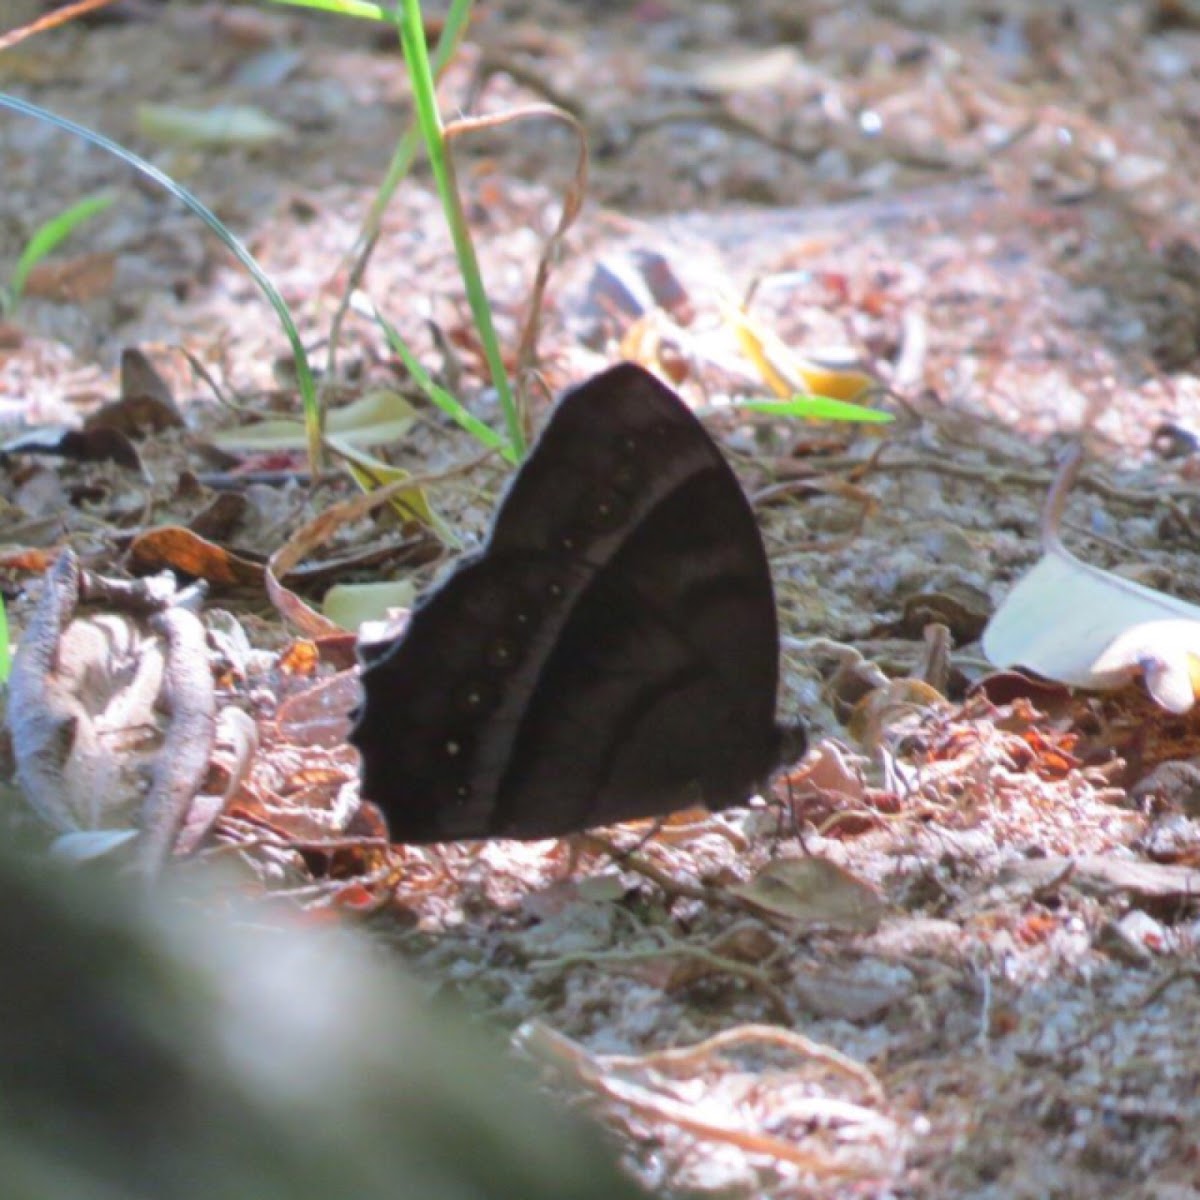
[741,395,895,424]
[137,103,289,149]
[365,296,518,463]
[323,578,416,631]
[393,0,523,457]
[269,0,391,18]
[320,0,469,378]
[10,191,116,302]
[0,93,323,473]
[0,593,9,684]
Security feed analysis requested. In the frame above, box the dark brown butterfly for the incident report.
[351,363,805,842]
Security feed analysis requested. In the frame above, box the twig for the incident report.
[531,936,794,1024]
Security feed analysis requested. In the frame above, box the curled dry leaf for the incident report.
[7,549,219,876]
[265,471,438,638]
[776,738,894,838]
[729,857,887,933]
[173,696,258,856]
[846,677,948,752]
[719,297,876,403]
[982,445,1200,712]
[137,604,219,873]
[2,425,144,472]
[128,525,265,588]
[84,347,185,437]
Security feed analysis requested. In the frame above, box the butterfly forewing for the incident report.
[487,466,785,837]
[351,363,801,842]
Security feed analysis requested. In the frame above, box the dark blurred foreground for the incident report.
[0,852,648,1200]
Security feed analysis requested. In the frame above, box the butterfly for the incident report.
[350,363,805,842]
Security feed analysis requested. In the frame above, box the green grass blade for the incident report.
[393,0,523,457]
[0,93,323,473]
[0,594,9,684]
[740,395,896,423]
[293,0,470,378]
[366,296,518,463]
[10,191,116,304]
[269,0,391,17]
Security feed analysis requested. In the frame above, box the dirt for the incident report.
[5,1,1200,1197]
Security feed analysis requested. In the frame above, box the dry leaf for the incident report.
[84,347,185,436]
[847,677,947,752]
[22,249,115,302]
[982,445,1200,712]
[719,298,875,401]
[323,578,415,631]
[3,425,143,471]
[211,389,416,453]
[729,857,886,933]
[1001,854,1200,906]
[129,526,264,588]
[693,46,800,94]
[137,101,290,148]
[274,670,360,749]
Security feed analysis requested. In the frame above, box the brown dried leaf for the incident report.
[729,857,887,933]
[175,706,258,856]
[84,347,185,436]
[128,526,264,588]
[22,249,115,302]
[3,425,143,471]
[265,474,435,639]
[275,670,358,749]
[1002,854,1200,907]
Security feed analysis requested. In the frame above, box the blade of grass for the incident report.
[268,0,471,378]
[741,396,894,423]
[0,595,9,684]
[392,0,523,457]
[266,0,392,17]
[362,294,518,463]
[8,191,116,307]
[0,93,324,473]
[444,105,587,387]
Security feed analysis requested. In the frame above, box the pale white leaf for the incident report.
[982,446,1200,711]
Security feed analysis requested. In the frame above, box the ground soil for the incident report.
[5,2,1200,1197]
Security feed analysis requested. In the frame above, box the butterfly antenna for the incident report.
[579,819,667,868]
